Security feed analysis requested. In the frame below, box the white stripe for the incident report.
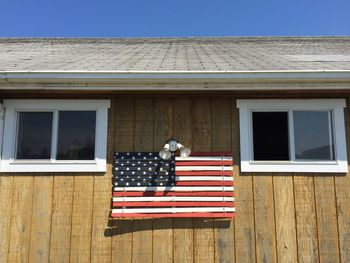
[113,196,235,202]
[113,176,233,185]
[112,207,235,213]
[176,166,233,171]
[175,176,233,181]
[114,186,234,192]
[175,156,232,161]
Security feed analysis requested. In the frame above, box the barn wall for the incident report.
[0,94,350,263]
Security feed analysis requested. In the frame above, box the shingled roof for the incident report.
[1,37,350,71]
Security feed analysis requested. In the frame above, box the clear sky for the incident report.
[1,0,350,37]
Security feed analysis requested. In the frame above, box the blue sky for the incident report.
[1,0,350,37]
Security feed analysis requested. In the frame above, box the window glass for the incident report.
[16,112,53,159]
[293,111,334,160]
[56,111,96,160]
[252,112,289,161]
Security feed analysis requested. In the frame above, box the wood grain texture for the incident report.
[335,97,350,263]
[112,97,134,263]
[233,100,256,263]
[90,98,115,263]
[314,175,340,263]
[49,176,74,263]
[7,175,33,263]
[29,176,53,263]
[91,177,112,263]
[132,98,154,263]
[173,98,194,263]
[70,176,94,263]
[152,99,173,263]
[1,95,350,263]
[273,176,297,263]
[211,99,235,263]
[50,175,74,263]
[253,175,277,263]
[335,174,350,263]
[0,175,14,263]
[192,98,215,263]
[294,175,319,263]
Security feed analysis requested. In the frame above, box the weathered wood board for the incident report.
[0,94,347,263]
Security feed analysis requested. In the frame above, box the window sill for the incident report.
[241,161,348,173]
[0,160,106,173]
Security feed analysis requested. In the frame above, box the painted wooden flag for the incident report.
[111,152,235,218]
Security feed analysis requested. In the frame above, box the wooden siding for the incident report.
[0,95,349,263]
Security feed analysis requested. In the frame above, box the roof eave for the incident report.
[1,70,350,90]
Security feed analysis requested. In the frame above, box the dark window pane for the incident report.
[57,111,96,160]
[16,112,53,159]
[294,111,334,160]
[252,112,289,161]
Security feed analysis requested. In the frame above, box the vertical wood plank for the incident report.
[192,98,214,263]
[335,98,350,263]
[7,175,33,263]
[0,175,14,263]
[294,175,319,263]
[111,97,134,263]
[29,176,53,263]
[91,176,112,263]
[91,98,115,263]
[314,176,340,263]
[153,99,173,263]
[211,99,235,263]
[253,175,277,263]
[132,98,154,263]
[173,98,194,263]
[335,174,350,263]
[273,176,297,263]
[49,176,74,263]
[233,101,256,263]
[70,175,94,263]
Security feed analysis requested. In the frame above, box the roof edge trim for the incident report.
[1,70,350,90]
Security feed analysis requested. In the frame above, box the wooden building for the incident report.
[0,37,350,262]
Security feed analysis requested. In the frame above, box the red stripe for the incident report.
[175,171,232,176]
[111,212,235,218]
[113,201,234,207]
[180,152,232,156]
[175,181,233,186]
[113,191,234,197]
[176,161,233,166]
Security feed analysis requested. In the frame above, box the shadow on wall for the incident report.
[104,218,231,236]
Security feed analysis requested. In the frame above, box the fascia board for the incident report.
[1,70,350,90]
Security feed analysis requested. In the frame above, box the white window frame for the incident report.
[0,99,110,173]
[237,99,348,173]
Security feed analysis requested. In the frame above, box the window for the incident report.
[237,99,348,173]
[1,100,110,172]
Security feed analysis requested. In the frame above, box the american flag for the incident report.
[111,152,235,218]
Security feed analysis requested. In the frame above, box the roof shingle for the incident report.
[1,37,350,71]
